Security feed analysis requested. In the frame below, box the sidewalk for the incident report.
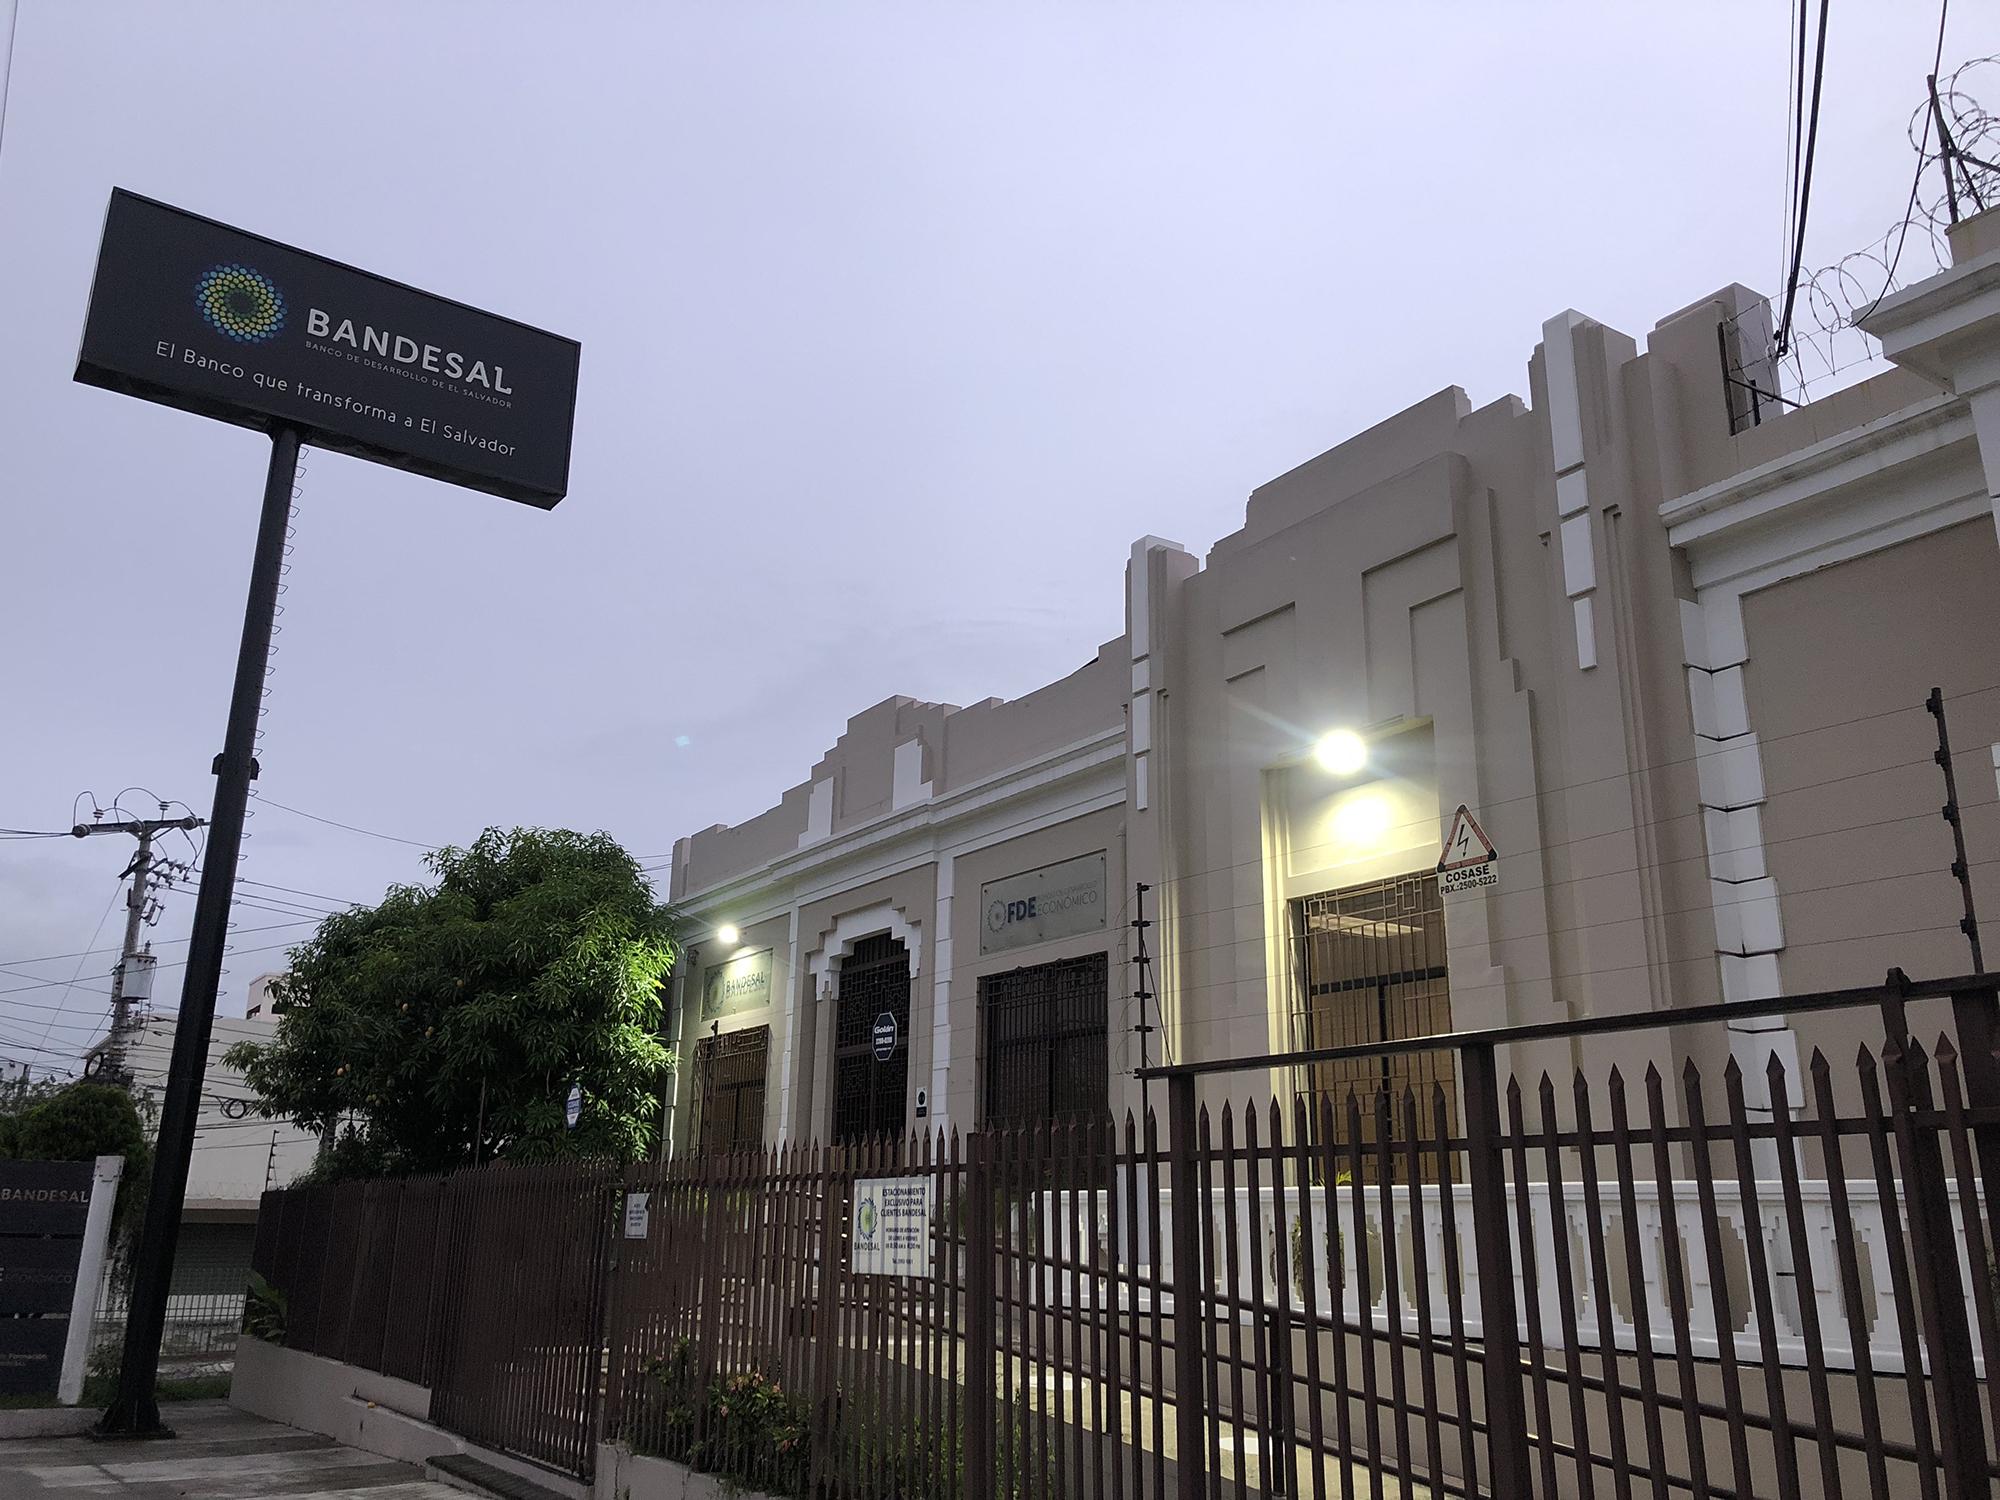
[0,1400,462,1498]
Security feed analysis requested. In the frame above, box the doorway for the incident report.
[832,933,911,1142]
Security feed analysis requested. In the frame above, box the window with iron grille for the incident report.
[832,934,911,1143]
[688,1025,769,1153]
[1291,871,1455,1172]
[980,952,1110,1129]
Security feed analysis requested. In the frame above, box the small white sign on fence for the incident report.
[623,1191,651,1240]
[851,1176,931,1278]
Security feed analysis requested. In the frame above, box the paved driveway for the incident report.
[0,1400,462,1498]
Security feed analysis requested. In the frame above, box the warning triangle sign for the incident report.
[1438,805,1496,870]
[1437,804,1498,895]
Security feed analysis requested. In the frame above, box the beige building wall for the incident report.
[1128,301,1750,1119]
[668,644,1129,1151]
[666,210,2000,1149]
[944,806,1129,1127]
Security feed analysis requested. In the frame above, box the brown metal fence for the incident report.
[253,971,2000,1499]
[252,1162,614,1479]
[427,1161,616,1479]
[253,1174,446,1383]
[605,1133,969,1500]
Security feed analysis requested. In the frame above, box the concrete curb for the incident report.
[0,1407,99,1440]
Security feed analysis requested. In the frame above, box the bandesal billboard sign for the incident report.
[75,189,580,506]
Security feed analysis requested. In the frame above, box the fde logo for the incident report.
[987,897,1038,931]
[194,264,287,344]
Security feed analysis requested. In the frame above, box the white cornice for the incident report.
[677,725,1128,916]
[1663,395,1973,559]
[1859,250,2000,386]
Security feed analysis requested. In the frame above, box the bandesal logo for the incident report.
[305,308,514,393]
[194,264,287,344]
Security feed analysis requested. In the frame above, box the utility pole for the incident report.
[72,812,203,1082]
[100,427,303,1440]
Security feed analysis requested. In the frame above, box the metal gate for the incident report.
[427,1162,614,1480]
[833,933,910,1142]
[980,951,1110,1128]
[688,1025,770,1152]
[1290,870,1455,1164]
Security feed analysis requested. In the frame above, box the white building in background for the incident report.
[89,1011,318,1336]
[111,1012,319,1213]
[244,972,279,1020]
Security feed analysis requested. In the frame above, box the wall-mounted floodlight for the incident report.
[1312,728,1368,776]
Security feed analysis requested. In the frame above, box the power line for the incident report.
[0,1055,77,1080]
[0,918,317,971]
[237,877,362,908]
[1782,0,1807,298]
[4,1009,118,1036]
[23,882,125,1063]
[0,939,315,1012]
[228,898,337,922]
[181,871,362,909]
[249,793,440,850]
[1776,0,1833,355]
[0,975,117,1000]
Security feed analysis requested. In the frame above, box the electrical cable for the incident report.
[0,975,117,1000]
[1782,0,1807,299]
[1776,0,1833,356]
[248,793,440,850]
[0,938,321,1011]
[0,919,317,971]
[181,876,356,912]
[1,1057,76,1075]
[22,881,124,1063]
[234,877,363,908]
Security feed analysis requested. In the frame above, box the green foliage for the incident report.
[631,1340,810,1496]
[223,827,680,1179]
[243,1271,287,1345]
[628,1339,1043,1500]
[0,1072,65,1148]
[0,1081,153,1272]
[0,1080,147,1165]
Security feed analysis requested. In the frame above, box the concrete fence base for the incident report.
[594,1444,784,1500]
[228,1337,589,1500]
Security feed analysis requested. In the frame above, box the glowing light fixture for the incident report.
[1333,792,1394,848]
[1313,728,1368,776]
[716,923,741,947]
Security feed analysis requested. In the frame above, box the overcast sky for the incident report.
[0,2,1973,1073]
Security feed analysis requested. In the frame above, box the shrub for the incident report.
[631,1341,808,1496]
[0,1082,153,1288]
[629,1338,1047,1500]
[243,1272,287,1345]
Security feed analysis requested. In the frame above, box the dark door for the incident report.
[833,934,911,1142]
[688,1026,770,1153]
[980,952,1110,1129]
[1291,871,1455,1172]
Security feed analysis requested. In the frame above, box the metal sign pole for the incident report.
[97,425,302,1438]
